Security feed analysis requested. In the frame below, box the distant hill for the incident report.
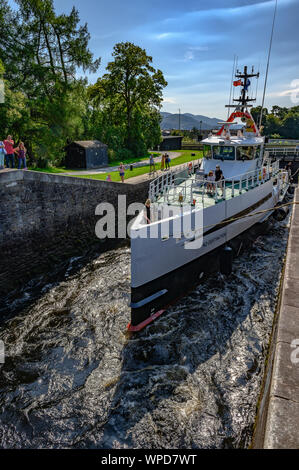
[160,112,222,131]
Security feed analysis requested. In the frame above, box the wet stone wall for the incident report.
[0,171,149,306]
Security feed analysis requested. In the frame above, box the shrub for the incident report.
[115,148,134,161]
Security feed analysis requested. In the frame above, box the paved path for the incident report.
[124,168,172,185]
[262,187,299,448]
[61,152,181,176]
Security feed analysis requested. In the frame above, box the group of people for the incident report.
[105,154,172,183]
[149,153,171,174]
[105,163,125,183]
[206,165,224,195]
[284,162,293,180]
[0,136,27,171]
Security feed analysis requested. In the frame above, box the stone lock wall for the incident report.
[0,171,149,302]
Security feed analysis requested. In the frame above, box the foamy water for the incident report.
[0,217,289,448]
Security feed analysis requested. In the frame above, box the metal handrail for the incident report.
[267,147,299,156]
[154,160,283,207]
[149,159,202,201]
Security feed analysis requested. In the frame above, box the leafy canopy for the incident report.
[88,42,167,157]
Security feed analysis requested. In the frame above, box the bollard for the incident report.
[273,206,289,221]
[287,185,295,195]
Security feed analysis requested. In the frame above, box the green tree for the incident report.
[264,114,281,136]
[89,42,167,157]
[190,127,198,140]
[282,111,299,139]
[0,0,100,166]
[251,106,268,129]
[271,106,289,120]
[0,59,30,144]
[0,0,100,96]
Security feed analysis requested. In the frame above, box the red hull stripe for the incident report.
[127,309,166,332]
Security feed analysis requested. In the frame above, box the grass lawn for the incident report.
[28,153,161,174]
[76,150,203,182]
[28,166,71,174]
[108,152,160,167]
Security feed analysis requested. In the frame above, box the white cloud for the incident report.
[163,97,177,104]
[279,88,299,97]
[269,80,299,104]
[154,32,185,40]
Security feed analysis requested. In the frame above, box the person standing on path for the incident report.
[0,140,6,170]
[118,163,125,183]
[14,141,27,169]
[161,153,166,171]
[149,154,156,175]
[165,153,171,170]
[4,135,15,169]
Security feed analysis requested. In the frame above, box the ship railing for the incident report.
[212,162,282,203]
[149,159,202,201]
[155,160,283,207]
[267,147,299,157]
[216,162,285,203]
[276,169,290,196]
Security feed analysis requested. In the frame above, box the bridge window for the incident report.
[236,146,255,161]
[203,145,212,159]
[213,146,235,161]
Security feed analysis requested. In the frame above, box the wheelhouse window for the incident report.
[213,146,235,161]
[236,146,255,161]
[203,145,212,159]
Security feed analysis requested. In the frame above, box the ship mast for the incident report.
[217,65,260,136]
[226,65,259,112]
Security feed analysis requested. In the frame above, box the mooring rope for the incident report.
[200,200,299,232]
[291,168,299,178]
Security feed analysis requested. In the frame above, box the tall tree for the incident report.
[89,42,167,156]
[0,0,100,166]
[0,0,100,97]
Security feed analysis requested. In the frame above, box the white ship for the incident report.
[128,66,289,332]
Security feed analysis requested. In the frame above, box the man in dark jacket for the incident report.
[215,165,225,197]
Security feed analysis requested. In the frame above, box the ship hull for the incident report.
[129,219,271,331]
[129,181,279,331]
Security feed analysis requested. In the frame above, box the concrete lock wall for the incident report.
[0,171,149,302]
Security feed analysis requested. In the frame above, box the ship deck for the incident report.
[155,173,267,208]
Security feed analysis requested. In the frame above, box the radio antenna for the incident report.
[232,56,238,109]
[255,60,261,101]
[259,0,278,130]
[227,55,236,119]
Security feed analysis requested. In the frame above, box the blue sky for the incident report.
[8,0,299,118]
